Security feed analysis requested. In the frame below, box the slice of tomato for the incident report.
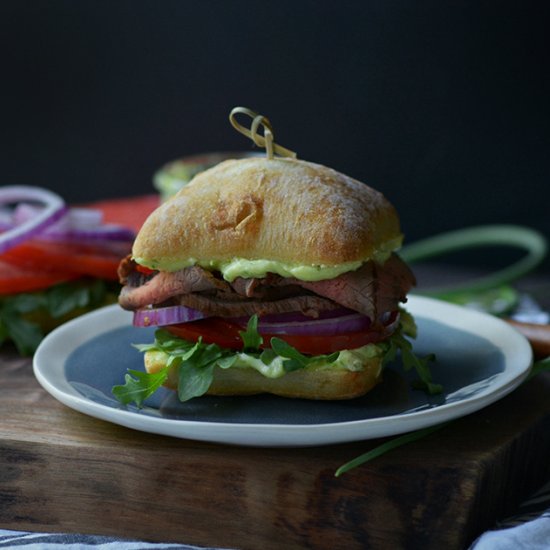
[0,259,78,295]
[89,194,160,232]
[165,317,389,355]
[166,318,245,350]
[1,240,128,280]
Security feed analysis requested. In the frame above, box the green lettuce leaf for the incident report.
[0,279,114,355]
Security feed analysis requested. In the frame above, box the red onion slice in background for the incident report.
[1,198,135,245]
[0,186,67,253]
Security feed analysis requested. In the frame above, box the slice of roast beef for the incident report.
[118,265,229,310]
[299,254,414,319]
[373,254,416,315]
[176,293,336,318]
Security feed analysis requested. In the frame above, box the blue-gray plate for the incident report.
[33,296,533,447]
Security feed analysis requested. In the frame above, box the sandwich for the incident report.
[113,152,439,406]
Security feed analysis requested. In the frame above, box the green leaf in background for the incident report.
[5,316,43,355]
[0,306,44,356]
[6,293,45,314]
[46,279,108,318]
[0,279,115,355]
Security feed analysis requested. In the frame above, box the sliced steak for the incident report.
[176,292,336,318]
[299,253,414,319]
[119,265,229,310]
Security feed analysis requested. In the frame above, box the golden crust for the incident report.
[145,353,383,400]
[132,157,402,269]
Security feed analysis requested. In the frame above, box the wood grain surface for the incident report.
[1,346,550,550]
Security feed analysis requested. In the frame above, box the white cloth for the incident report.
[470,512,550,549]
[0,529,230,549]
[471,478,550,549]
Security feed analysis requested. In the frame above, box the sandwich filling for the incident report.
[113,247,443,406]
[118,253,415,327]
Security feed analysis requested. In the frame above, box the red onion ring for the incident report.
[0,186,67,254]
[132,304,396,340]
[255,312,372,335]
[133,305,209,327]
[2,201,135,244]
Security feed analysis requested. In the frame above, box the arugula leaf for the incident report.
[112,367,169,407]
[384,331,441,395]
[135,328,198,357]
[117,329,238,406]
[270,337,309,368]
[217,355,239,369]
[178,360,215,402]
[177,342,232,401]
[271,337,339,372]
[260,348,278,365]
[239,314,263,350]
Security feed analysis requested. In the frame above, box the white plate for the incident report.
[33,296,533,447]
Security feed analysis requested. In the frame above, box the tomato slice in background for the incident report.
[165,317,390,355]
[0,259,78,294]
[89,194,159,232]
[1,240,126,280]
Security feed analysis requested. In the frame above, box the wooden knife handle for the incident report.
[506,319,550,359]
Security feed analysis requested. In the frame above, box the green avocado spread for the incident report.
[133,235,403,282]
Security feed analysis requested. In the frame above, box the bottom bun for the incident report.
[144,352,383,400]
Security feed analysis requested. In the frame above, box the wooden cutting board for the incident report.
[1,347,550,550]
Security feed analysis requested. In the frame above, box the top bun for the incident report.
[132,157,402,271]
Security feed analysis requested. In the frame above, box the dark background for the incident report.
[1,0,549,256]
